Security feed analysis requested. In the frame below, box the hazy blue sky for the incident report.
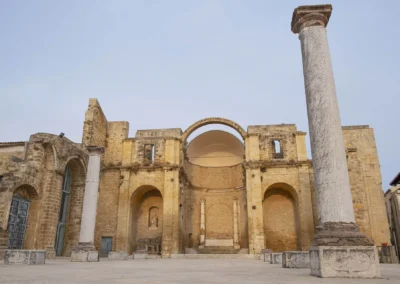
[1,1,399,187]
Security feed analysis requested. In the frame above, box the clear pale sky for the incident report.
[1,1,399,188]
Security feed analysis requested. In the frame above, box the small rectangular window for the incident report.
[144,144,155,163]
[272,140,283,159]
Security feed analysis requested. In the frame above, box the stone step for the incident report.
[198,246,240,254]
[171,253,255,259]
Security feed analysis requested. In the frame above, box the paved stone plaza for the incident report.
[1,258,400,283]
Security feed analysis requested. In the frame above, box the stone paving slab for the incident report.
[0,258,399,283]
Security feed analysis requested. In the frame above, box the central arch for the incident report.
[182,117,247,146]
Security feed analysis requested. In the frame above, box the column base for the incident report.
[71,242,99,262]
[282,251,310,268]
[313,222,373,246]
[310,246,380,278]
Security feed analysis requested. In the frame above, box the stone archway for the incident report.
[54,158,86,256]
[130,186,163,255]
[6,184,39,250]
[182,117,247,146]
[262,183,301,252]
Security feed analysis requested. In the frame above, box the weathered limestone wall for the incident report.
[185,162,244,189]
[0,133,87,258]
[0,143,26,173]
[249,124,298,161]
[135,191,163,242]
[111,127,181,256]
[184,188,248,249]
[343,126,391,246]
[261,166,313,251]
[82,98,108,148]
[263,188,298,251]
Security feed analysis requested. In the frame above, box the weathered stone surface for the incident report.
[310,246,380,278]
[4,250,45,265]
[133,253,149,259]
[313,222,373,246]
[185,248,197,254]
[270,253,283,264]
[71,250,99,262]
[282,251,310,268]
[0,83,392,260]
[108,251,128,260]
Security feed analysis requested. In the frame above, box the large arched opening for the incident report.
[263,183,301,252]
[54,158,86,256]
[130,185,163,255]
[7,184,39,250]
[182,118,248,252]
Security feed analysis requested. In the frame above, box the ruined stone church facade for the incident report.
[0,98,391,258]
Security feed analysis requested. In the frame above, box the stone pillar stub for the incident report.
[291,4,379,278]
[71,146,104,262]
[233,198,240,249]
[199,199,206,249]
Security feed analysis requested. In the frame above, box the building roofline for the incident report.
[390,172,400,186]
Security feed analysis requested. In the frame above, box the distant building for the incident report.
[385,173,400,261]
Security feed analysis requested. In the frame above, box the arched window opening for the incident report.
[55,166,71,256]
[272,140,283,159]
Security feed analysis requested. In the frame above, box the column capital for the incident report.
[291,4,332,34]
[86,146,104,155]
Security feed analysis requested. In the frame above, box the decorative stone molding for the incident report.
[291,4,332,34]
[313,222,374,247]
[86,146,104,155]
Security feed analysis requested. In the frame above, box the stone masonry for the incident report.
[0,4,392,261]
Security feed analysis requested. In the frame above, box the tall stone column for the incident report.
[291,4,380,278]
[71,146,104,262]
[233,198,240,249]
[199,199,206,248]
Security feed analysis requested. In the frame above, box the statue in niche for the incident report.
[149,207,159,228]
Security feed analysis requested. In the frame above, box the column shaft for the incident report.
[299,26,355,224]
[79,153,101,243]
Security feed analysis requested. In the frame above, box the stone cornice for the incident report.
[291,4,332,34]
[87,146,105,155]
[244,160,312,170]
[102,163,180,173]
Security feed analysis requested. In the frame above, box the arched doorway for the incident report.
[263,184,300,252]
[54,158,86,256]
[7,184,39,249]
[130,186,163,254]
